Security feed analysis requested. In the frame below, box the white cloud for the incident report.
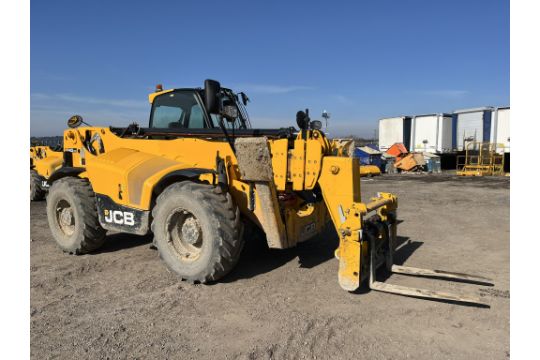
[236,84,315,94]
[416,90,469,98]
[30,92,149,136]
[331,94,354,105]
[248,116,292,128]
[31,93,147,108]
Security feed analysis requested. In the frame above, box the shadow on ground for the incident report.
[223,228,425,285]
[92,232,153,254]
[222,225,339,283]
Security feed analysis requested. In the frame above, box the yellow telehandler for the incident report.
[30,145,63,200]
[44,80,492,305]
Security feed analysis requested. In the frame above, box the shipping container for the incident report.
[378,116,412,151]
[452,107,494,151]
[490,107,510,154]
[409,113,453,153]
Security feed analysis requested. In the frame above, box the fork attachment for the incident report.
[317,157,493,306]
[364,205,493,306]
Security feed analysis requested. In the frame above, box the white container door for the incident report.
[411,116,438,153]
[438,116,453,153]
[379,117,404,151]
[456,112,483,150]
[496,109,510,153]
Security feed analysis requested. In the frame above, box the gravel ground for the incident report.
[30,174,509,359]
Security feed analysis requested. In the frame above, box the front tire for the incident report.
[151,182,244,283]
[46,177,106,254]
[30,170,46,201]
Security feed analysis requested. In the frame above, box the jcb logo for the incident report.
[104,209,135,226]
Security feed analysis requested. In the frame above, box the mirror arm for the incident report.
[218,116,236,153]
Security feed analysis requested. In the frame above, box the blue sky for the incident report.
[31,0,509,137]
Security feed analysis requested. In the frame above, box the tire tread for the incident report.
[152,181,244,283]
[47,177,106,254]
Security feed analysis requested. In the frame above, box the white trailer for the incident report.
[452,107,494,151]
[378,116,412,151]
[490,107,510,154]
[409,113,453,153]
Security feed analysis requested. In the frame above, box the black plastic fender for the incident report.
[47,167,86,185]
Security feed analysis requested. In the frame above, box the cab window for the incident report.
[150,92,208,129]
[189,104,205,128]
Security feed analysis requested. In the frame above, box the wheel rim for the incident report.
[166,209,203,262]
[55,199,75,236]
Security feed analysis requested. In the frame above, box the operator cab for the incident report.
[149,83,251,131]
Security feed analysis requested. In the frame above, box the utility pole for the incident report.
[321,110,330,133]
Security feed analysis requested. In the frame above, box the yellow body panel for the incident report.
[290,139,306,190]
[64,128,235,209]
[269,139,288,190]
[148,89,174,104]
[304,140,323,189]
[84,148,191,209]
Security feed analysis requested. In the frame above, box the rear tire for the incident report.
[46,177,106,254]
[151,181,244,283]
[30,170,46,201]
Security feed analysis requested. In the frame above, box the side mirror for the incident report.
[222,105,238,122]
[310,120,322,130]
[204,79,221,114]
[296,109,310,130]
[68,115,83,128]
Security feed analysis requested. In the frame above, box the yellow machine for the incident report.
[44,80,492,305]
[456,142,505,176]
[30,145,63,200]
[359,164,381,177]
[328,139,381,177]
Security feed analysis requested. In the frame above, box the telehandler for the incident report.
[45,80,492,305]
[30,145,63,200]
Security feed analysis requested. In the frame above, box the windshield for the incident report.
[150,91,209,129]
[149,89,251,130]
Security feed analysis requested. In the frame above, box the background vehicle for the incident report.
[30,145,63,200]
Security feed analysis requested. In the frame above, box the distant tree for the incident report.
[333,135,378,147]
[30,136,63,147]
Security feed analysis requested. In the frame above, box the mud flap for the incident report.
[96,194,150,235]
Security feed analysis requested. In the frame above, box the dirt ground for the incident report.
[30,174,509,360]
